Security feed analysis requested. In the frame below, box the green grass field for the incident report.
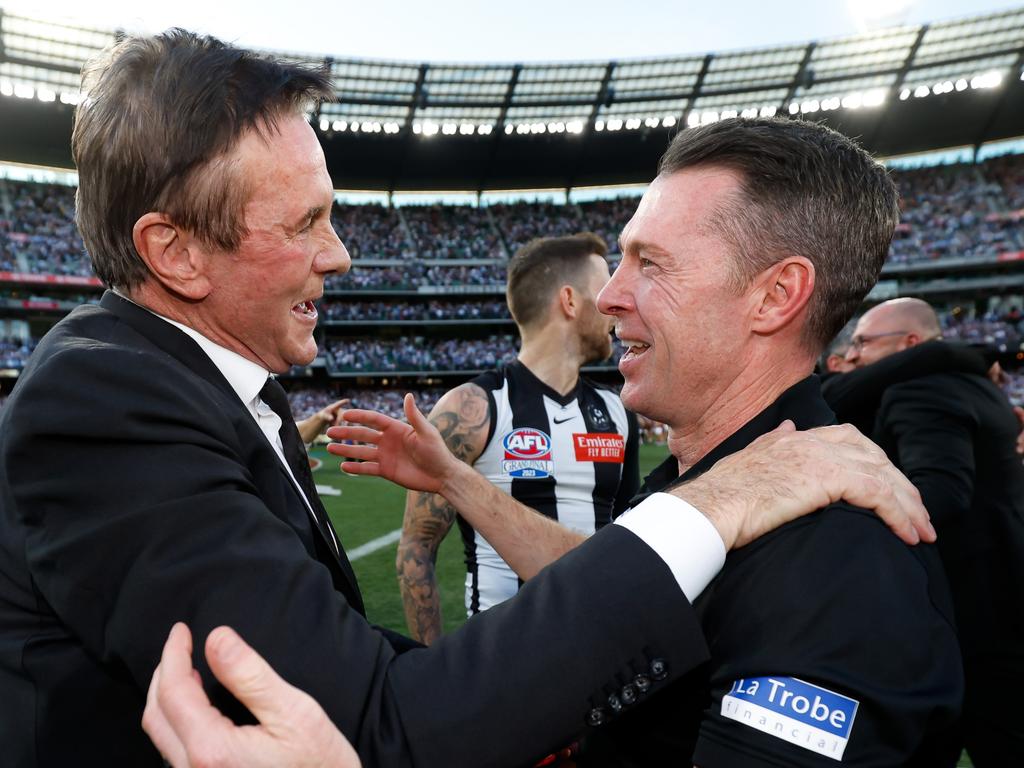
[314,443,972,767]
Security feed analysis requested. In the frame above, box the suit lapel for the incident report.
[100,291,365,614]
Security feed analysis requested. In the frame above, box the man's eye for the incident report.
[639,257,654,269]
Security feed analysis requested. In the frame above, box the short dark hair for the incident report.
[506,232,608,328]
[73,29,333,289]
[657,117,899,352]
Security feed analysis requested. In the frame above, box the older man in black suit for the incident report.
[835,297,1024,766]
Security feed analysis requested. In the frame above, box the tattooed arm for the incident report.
[397,383,491,645]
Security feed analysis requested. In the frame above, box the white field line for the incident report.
[348,528,403,561]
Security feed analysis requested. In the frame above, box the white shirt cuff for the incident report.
[613,492,726,603]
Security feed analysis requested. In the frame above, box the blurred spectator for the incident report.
[402,205,505,260]
[320,299,510,322]
[490,201,585,254]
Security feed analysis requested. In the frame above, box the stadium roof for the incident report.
[1,6,1023,191]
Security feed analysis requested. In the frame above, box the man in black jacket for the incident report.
[834,297,1024,766]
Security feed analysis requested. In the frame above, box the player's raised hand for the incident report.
[674,421,935,551]
[327,393,460,493]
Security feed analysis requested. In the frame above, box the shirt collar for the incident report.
[112,290,270,406]
[632,375,835,504]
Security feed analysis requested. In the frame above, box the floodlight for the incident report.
[625,118,641,130]
[478,124,493,135]
[595,120,605,131]
[442,123,457,135]
[504,124,514,134]
[644,117,660,128]
[700,111,718,125]
[459,123,475,135]
[607,118,623,131]
[59,92,81,105]
[687,112,701,127]
[319,118,330,131]
[843,92,864,109]
[423,122,439,136]
[800,100,819,114]
[663,115,677,127]
[760,106,776,118]
[970,71,1002,89]
[14,84,33,99]
[899,89,910,100]
[914,85,929,98]
[955,79,968,91]
[567,121,583,134]
[413,122,422,134]
[863,90,885,107]
[788,103,800,115]
[0,81,12,97]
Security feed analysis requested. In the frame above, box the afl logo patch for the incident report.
[502,428,554,479]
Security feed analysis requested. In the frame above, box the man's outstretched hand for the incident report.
[142,623,359,768]
[327,393,462,495]
[677,421,935,550]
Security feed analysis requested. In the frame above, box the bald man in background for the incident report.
[839,297,1024,766]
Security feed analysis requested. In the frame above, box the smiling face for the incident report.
[597,168,754,429]
[196,112,349,373]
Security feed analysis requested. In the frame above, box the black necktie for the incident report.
[258,377,364,614]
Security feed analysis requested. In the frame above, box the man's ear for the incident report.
[132,212,212,299]
[750,256,815,336]
[557,284,579,319]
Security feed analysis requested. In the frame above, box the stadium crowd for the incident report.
[3,156,1024,282]
[321,298,510,322]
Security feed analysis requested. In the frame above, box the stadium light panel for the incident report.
[413,122,422,134]
[970,71,1003,89]
[595,120,605,131]
[955,79,968,91]
[842,92,864,109]
[687,112,701,127]
[442,123,457,135]
[319,118,330,131]
[741,108,757,118]
[914,85,930,98]
[59,92,82,106]
[644,117,659,128]
[800,100,819,114]
[504,124,514,134]
[760,106,777,117]
[567,121,584,134]
[478,124,492,135]
[700,111,718,125]
[862,89,885,107]
[899,89,910,100]
[607,118,623,131]
[625,118,641,130]
[423,122,439,136]
[459,123,474,135]
[14,84,33,99]
[721,109,738,120]
[0,81,11,97]
[663,115,677,127]
[788,103,800,115]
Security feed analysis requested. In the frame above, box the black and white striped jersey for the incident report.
[458,360,640,615]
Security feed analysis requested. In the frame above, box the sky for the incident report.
[13,0,1020,63]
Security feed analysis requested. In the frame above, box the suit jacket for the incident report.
[872,367,1024,663]
[0,291,708,768]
